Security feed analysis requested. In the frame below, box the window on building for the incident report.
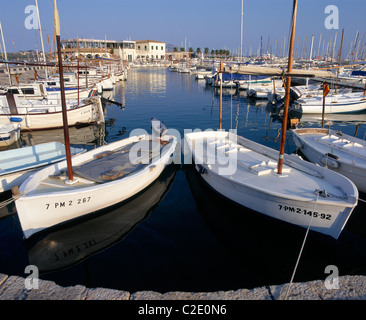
[161,46,163,50]
[151,46,154,50]
[156,46,158,50]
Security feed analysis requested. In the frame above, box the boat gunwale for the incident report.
[18,134,177,198]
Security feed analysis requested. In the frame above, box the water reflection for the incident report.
[184,164,366,287]
[20,123,106,148]
[26,164,177,273]
[126,68,167,96]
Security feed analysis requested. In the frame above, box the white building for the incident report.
[61,39,136,62]
[136,40,166,61]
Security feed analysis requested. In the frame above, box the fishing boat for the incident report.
[13,131,177,239]
[292,128,366,193]
[0,122,21,147]
[184,130,358,239]
[0,95,104,130]
[26,163,177,272]
[0,142,84,193]
[296,91,366,114]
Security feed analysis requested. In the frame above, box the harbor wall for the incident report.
[0,272,365,300]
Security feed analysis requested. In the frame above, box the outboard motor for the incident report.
[269,87,303,127]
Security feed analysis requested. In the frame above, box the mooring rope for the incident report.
[0,194,21,210]
[284,192,320,300]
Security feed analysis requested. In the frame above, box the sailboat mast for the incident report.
[35,0,48,78]
[54,0,74,182]
[0,21,12,85]
[277,0,298,174]
[240,0,243,60]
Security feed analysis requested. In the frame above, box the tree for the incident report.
[189,47,193,53]
[180,47,185,52]
[174,47,178,52]
[196,48,201,54]
[204,47,209,55]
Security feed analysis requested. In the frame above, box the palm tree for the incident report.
[204,47,209,55]
[196,48,201,54]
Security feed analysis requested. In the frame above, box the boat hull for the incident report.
[292,128,366,193]
[15,135,177,239]
[197,164,354,238]
[0,142,84,193]
[299,94,366,114]
[0,97,104,130]
[0,123,20,147]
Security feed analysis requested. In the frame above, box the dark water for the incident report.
[0,67,366,293]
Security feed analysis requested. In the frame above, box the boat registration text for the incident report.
[278,204,332,220]
[45,197,92,210]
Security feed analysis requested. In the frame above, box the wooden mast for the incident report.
[54,0,74,182]
[277,0,298,174]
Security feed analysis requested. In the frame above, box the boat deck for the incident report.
[29,138,170,195]
[190,134,351,203]
[295,129,366,166]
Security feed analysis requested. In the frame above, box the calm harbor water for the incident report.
[0,67,366,293]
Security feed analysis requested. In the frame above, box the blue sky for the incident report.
[0,0,365,58]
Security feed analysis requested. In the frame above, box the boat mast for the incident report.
[54,0,74,182]
[35,0,48,78]
[240,0,243,61]
[0,20,12,85]
[277,0,298,174]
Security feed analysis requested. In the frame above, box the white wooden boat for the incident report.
[0,122,21,147]
[1,82,94,101]
[297,92,366,114]
[184,130,358,239]
[27,163,176,272]
[292,128,366,193]
[0,95,105,130]
[14,133,177,239]
[0,142,84,193]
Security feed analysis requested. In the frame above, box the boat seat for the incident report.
[238,159,291,176]
[315,136,366,158]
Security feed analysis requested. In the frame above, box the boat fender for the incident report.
[320,153,339,168]
[196,164,207,175]
[10,117,23,123]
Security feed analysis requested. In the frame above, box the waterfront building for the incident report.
[61,39,137,62]
[135,40,166,61]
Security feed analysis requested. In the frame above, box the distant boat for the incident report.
[296,91,366,114]
[0,121,21,147]
[184,130,358,239]
[0,142,84,193]
[13,131,177,239]
[292,128,366,193]
[0,95,105,130]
